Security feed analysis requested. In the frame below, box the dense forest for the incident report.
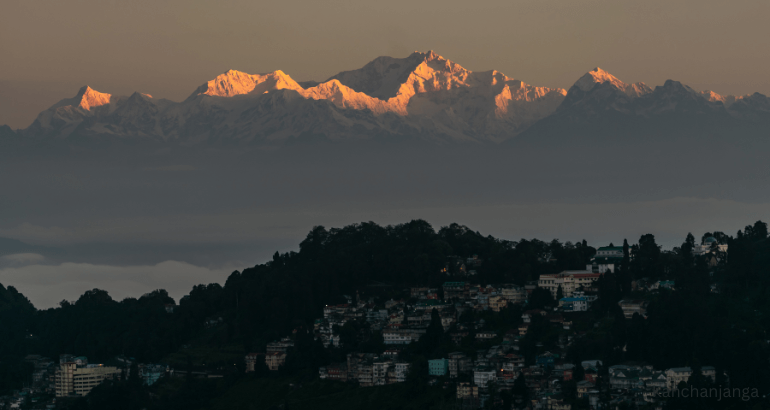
[1,220,769,409]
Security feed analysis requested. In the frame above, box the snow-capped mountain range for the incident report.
[5,51,770,144]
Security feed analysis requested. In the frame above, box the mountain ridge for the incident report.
[4,51,770,145]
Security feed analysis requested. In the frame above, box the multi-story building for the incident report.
[572,290,598,304]
[245,353,262,372]
[443,282,469,300]
[413,299,451,312]
[536,352,557,371]
[139,364,166,386]
[326,363,348,381]
[499,285,526,305]
[477,293,490,310]
[265,352,287,371]
[473,368,497,389]
[428,359,449,376]
[357,362,374,386]
[394,362,411,383]
[538,271,601,298]
[406,312,431,327]
[559,297,588,312]
[586,246,626,273]
[618,299,649,319]
[587,259,617,273]
[488,295,508,312]
[366,309,389,323]
[54,356,120,397]
[475,331,496,341]
[595,246,624,259]
[347,353,376,381]
[410,287,429,298]
[503,353,525,369]
[323,304,353,319]
[457,382,479,399]
[448,352,472,378]
[372,360,392,386]
[264,338,294,370]
[266,339,294,354]
[665,366,716,390]
[642,371,668,392]
[383,328,426,345]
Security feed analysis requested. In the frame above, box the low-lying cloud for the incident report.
[0,252,46,267]
[141,165,196,172]
[1,197,768,250]
[1,196,768,310]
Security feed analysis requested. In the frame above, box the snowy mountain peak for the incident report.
[572,68,651,98]
[696,90,748,107]
[574,68,626,92]
[193,69,302,98]
[74,86,112,111]
[699,90,731,104]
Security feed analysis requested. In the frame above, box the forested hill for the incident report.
[4,222,594,366]
[2,220,770,410]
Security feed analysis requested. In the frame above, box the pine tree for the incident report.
[573,362,585,382]
[511,373,529,408]
[421,308,444,354]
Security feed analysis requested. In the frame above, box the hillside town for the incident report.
[3,232,763,410]
[235,243,729,410]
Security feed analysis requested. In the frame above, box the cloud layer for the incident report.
[1,195,768,310]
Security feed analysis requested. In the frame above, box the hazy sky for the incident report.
[2,0,770,128]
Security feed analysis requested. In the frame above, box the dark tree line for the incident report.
[0,220,593,391]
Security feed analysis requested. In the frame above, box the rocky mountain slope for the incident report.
[5,51,770,145]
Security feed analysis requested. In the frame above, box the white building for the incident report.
[383,329,426,345]
[473,369,497,389]
[693,237,728,256]
[499,285,527,305]
[665,366,716,390]
[55,356,120,397]
[587,246,625,273]
[538,271,601,298]
[372,360,392,386]
[394,362,410,383]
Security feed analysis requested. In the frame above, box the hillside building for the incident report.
[538,271,601,298]
[54,356,120,397]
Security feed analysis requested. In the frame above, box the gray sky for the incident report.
[2,0,770,128]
